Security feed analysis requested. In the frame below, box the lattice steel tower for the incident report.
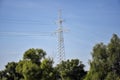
[56,10,65,63]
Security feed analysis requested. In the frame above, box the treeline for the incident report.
[0,34,120,80]
[0,49,86,80]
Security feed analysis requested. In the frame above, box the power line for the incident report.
[0,19,55,25]
[0,32,53,37]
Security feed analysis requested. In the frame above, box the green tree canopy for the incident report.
[40,58,58,80]
[84,34,120,80]
[23,48,46,64]
[56,59,87,80]
[16,60,41,80]
[16,48,58,80]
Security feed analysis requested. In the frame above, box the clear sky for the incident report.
[0,0,120,70]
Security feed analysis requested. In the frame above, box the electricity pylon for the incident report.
[0,10,66,63]
[56,10,65,63]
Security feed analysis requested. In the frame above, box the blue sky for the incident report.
[0,0,120,70]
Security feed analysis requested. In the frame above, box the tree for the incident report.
[22,61,41,80]
[84,43,107,80]
[16,48,57,80]
[84,34,120,80]
[0,62,23,80]
[5,62,23,80]
[106,34,120,79]
[56,59,87,80]
[40,58,58,80]
[23,48,46,64]
[16,60,41,80]
[0,70,8,80]
[16,48,47,80]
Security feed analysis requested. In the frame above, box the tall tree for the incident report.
[84,43,108,80]
[84,34,120,80]
[106,34,120,80]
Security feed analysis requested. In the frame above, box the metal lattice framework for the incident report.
[56,10,65,63]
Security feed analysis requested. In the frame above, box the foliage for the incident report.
[23,48,46,64]
[16,48,59,80]
[56,59,87,80]
[40,58,58,80]
[23,61,41,80]
[0,62,23,80]
[84,34,120,80]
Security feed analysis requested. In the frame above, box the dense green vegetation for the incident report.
[0,48,86,80]
[84,34,120,80]
[0,34,120,80]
